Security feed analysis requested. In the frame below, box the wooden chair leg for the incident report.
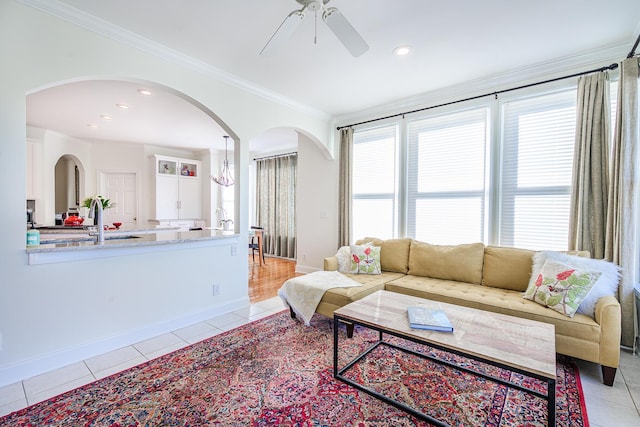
[601,365,617,386]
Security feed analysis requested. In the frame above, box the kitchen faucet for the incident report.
[88,196,104,243]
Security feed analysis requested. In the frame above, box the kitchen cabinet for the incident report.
[152,155,202,221]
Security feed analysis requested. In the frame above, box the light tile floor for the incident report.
[1,297,639,426]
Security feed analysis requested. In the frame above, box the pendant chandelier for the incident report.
[212,135,234,187]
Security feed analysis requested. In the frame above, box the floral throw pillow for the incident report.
[529,251,620,319]
[349,245,381,275]
[523,259,601,317]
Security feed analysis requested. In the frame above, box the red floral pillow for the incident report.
[523,259,601,317]
[349,245,381,274]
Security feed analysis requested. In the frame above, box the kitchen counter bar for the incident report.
[26,229,240,265]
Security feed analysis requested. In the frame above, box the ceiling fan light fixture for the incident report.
[305,0,323,12]
[261,0,368,57]
[211,136,234,187]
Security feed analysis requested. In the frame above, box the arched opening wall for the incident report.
[0,1,332,387]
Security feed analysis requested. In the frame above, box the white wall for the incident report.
[295,132,339,273]
[0,1,332,386]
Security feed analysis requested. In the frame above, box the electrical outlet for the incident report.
[212,283,220,296]
[231,245,238,256]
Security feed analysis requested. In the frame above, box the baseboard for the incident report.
[295,264,321,274]
[0,296,249,388]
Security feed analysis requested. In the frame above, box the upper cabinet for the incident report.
[152,155,202,220]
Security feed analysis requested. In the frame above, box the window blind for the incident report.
[351,80,617,249]
[352,124,398,240]
[407,108,488,244]
[500,90,577,250]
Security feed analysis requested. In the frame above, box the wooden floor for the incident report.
[248,255,300,303]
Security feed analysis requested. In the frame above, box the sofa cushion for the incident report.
[385,275,601,345]
[408,240,485,285]
[482,246,535,291]
[319,272,405,308]
[356,237,412,274]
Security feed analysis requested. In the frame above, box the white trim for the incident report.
[335,42,629,127]
[0,296,250,388]
[17,0,330,121]
[295,264,321,274]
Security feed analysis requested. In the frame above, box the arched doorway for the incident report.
[26,78,240,229]
[54,155,80,217]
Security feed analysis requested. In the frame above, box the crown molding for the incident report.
[334,41,630,128]
[17,0,330,121]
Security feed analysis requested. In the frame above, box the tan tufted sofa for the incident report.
[321,237,622,386]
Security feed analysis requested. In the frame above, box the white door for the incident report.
[100,172,137,230]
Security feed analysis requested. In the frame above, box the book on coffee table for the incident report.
[407,306,454,332]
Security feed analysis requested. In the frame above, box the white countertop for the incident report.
[25,228,242,265]
[28,228,237,253]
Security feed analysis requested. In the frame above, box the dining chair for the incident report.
[249,226,266,265]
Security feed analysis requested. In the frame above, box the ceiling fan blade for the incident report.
[322,7,369,57]
[260,10,305,56]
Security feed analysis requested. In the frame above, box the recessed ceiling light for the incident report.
[88,124,98,129]
[116,103,129,109]
[100,114,112,121]
[393,45,412,56]
[137,89,152,96]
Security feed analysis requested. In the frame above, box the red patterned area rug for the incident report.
[2,311,589,426]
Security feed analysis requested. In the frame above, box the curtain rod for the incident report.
[336,62,619,131]
[628,33,640,58]
[253,151,297,161]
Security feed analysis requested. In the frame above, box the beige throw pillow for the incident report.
[408,241,485,284]
[481,246,535,291]
[355,237,411,273]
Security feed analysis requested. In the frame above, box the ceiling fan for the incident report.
[260,0,369,57]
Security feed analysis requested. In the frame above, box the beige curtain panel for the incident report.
[569,72,611,259]
[338,128,353,248]
[256,154,297,259]
[605,57,640,347]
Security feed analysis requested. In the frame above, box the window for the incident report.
[351,79,618,250]
[351,125,398,241]
[407,108,489,244]
[500,90,577,250]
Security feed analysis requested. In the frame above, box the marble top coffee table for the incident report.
[333,290,557,427]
